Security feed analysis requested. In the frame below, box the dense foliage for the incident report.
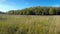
[7,6,60,15]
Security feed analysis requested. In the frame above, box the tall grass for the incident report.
[0,15,60,34]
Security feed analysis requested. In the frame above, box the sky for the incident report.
[0,0,60,12]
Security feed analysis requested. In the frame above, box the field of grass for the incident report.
[0,15,60,34]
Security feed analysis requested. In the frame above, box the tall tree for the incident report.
[49,8,55,15]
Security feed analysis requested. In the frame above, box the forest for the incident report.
[7,6,60,15]
[0,6,60,15]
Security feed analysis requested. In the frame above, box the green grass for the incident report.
[0,15,60,34]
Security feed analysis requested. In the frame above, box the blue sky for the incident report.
[0,0,59,12]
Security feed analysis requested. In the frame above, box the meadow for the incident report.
[0,15,60,34]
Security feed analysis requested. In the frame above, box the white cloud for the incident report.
[0,4,17,12]
[52,5,60,7]
[0,0,17,12]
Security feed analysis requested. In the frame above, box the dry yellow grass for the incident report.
[0,15,60,34]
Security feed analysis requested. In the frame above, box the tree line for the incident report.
[2,6,60,15]
[0,11,6,14]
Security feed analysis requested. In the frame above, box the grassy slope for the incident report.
[0,15,60,34]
